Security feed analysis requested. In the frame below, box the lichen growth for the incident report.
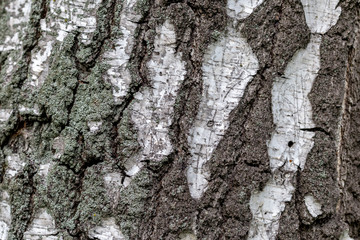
[37,33,79,136]
[46,165,79,233]
[116,169,152,238]
[8,163,36,239]
[134,0,150,17]
[116,109,141,165]
[75,165,111,233]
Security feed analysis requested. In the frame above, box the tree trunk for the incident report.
[0,0,359,239]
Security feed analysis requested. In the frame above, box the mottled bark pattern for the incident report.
[0,0,359,239]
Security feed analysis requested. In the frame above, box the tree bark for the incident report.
[0,0,359,239]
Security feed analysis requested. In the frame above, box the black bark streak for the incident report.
[299,127,331,136]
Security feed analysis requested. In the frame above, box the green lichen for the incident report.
[111,0,125,40]
[46,164,79,233]
[58,127,82,171]
[211,30,223,42]
[46,164,112,236]
[75,165,111,231]
[66,63,115,168]
[116,169,152,238]
[0,0,156,238]
[117,109,141,164]
[0,1,10,45]
[37,33,78,136]
[8,163,36,240]
[134,0,150,16]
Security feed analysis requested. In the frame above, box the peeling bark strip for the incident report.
[248,1,341,239]
[186,0,261,200]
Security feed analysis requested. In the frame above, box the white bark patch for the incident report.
[300,0,341,34]
[27,40,54,88]
[5,154,25,179]
[0,109,13,125]
[0,191,11,240]
[103,0,142,102]
[304,195,323,218]
[127,20,186,186]
[248,176,294,240]
[48,0,102,43]
[340,230,354,240]
[19,104,41,116]
[87,121,102,133]
[186,2,260,199]
[53,137,65,159]
[227,0,265,20]
[88,218,125,240]
[23,209,60,240]
[179,232,197,240]
[268,35,322,172]
[39,163,52,178]
[0,0,32,51]
[103,172,123,206]
[248,34,322,240]
[248,1,341,237]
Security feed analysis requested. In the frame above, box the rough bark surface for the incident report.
[0,0,359,239]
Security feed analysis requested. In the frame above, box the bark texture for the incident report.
[0,0,359,239]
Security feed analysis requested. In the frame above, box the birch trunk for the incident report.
[0,0,359,239]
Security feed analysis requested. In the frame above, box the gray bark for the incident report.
[0,0,359,239]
